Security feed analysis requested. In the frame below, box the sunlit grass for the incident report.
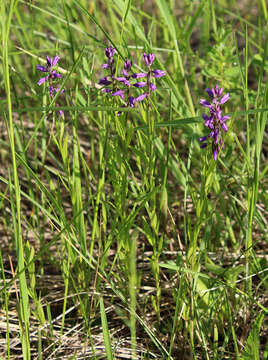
[0,0,267,359]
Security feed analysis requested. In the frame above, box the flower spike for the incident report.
[199,85,230,160]
[36,55,65,116]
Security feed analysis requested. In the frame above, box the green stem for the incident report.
[2,0,30,358]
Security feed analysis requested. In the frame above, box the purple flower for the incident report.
[99,77,112,86]
[103,45,116,69]
[121,59,132,77]
[219,93,230,104]
[152,69,165,78]
[112,89,125,99]
[124,58,132,72]
[99,49,137,114]
[98,47,166,110]
[37,76,48,86]
[150,83,157,91]
[48,87,65,116]
[199,85,230,160]
[115,59,133,85]
[136,93,148,102]
[36,56,59,72]
[117,77,131,86]
[36,55,65,116]
[131,52,165,103]
[105,45,116,59]
[49,85,53,97]
[132,72,147,79]
[116,95,136,116]
[99,45,117,90]
[134,82,147,88]
[37,56,62,87]
[143,53,155,67]
[200,99,212,108]
[128,96,135,107]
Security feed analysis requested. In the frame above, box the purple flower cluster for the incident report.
[132,53,165,102]
[37,56,65,116]
[99,45,116,89]
[35,53,232,162]
[199,85,230,160]
[99,45,165,110]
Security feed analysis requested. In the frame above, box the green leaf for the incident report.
[155,0,176,42]
[100,297,114,360]
[159,262,211,280]
[112,0,149,45]
[223,67,240,79]
[241,313,264,360]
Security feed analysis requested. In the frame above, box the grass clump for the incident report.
[0,0,267,359]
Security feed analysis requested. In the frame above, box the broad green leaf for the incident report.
[242,313,264,360]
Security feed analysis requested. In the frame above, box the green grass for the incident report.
[0,0,267,359]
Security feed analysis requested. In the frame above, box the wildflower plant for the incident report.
[99,45,116,91]
[98,46,165,111]
[116,58,135,108]
[132,52,165,102]
[98,46,166,317]
[37,55,65,116]
[199,85,230,160]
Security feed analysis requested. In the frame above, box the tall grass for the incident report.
[0,0,267,359]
